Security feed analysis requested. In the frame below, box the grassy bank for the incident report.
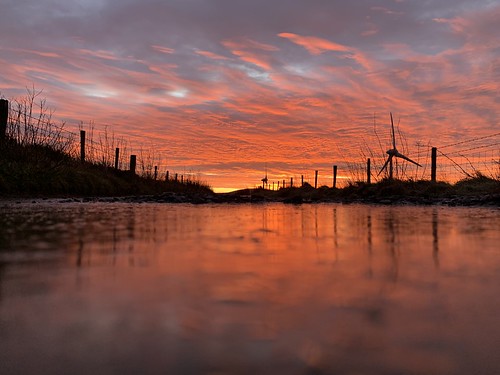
[222,176,500,206]
[0,139,212,197]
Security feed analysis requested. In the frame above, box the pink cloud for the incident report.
[222,38,279,70]
[76,49,123,61]
[4,48,61,59]
[151,45,175,54]
[278,32,350,55]
[195,50,229,60]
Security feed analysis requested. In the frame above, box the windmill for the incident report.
[378,113,422,179]
[261,166,268,189]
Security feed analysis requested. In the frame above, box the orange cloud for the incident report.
[278,32,372,70]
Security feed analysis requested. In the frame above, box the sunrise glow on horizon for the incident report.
[1,1,498,190]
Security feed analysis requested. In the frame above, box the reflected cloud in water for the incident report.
[0,203,499,374]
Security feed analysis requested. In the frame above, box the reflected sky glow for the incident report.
[0,203,499,374]
[0,1,499,189]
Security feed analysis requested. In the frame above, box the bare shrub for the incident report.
[7,86,74,152]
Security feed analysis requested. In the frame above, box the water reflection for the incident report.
[433,207,440,268]
[0,202,499,374]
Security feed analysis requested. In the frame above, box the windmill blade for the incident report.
[390,112,396,149]
[378,155,393,176]
[394,151,422,167]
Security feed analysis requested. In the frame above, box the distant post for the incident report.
[389,158,393,180]
[315,170,318,189]
[166,171,169,181]
[181,175,184,184]
[290,177,293,188]
[154,166,158,180]
[283,179,285,188]
[129,155,136,174]
[114,148,120,169]
[80,130,86,162]
[278,181,280,189]
[431,147,437,182]
[175,173,178,182]
[0,99,8,141]
[301,175,304,187]
[367,158,371,184]
[333,165,338,188]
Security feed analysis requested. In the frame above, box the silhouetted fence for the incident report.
[1,98,199,184]
[257,136,497,190]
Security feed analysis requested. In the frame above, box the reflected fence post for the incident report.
[432,208,439,268]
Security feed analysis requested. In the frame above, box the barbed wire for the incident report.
[438,132,500,149]
[444,141,500,156]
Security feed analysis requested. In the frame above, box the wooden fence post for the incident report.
[114,148,120,169]
[283,179,285,188]
[301,175,304,187]
[175,173,178,182]
[278,181,280,189]
[80,130,86,162]
[166,170,169,181]
[389,158,393,180]
[0,99,8,141]
[315,170,318,189]
[431,147,437,182]
[367,158,371,184]
[333,165,338,188]
[290,177,293,188]
[130,155,136,174]
[154,166,158,180]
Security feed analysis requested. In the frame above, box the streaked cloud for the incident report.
[151,45,175,54]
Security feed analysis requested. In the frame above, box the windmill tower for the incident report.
[378,113,422,179]
[261,167,268,189]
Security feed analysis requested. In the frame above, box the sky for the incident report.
[1,0,499,191]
